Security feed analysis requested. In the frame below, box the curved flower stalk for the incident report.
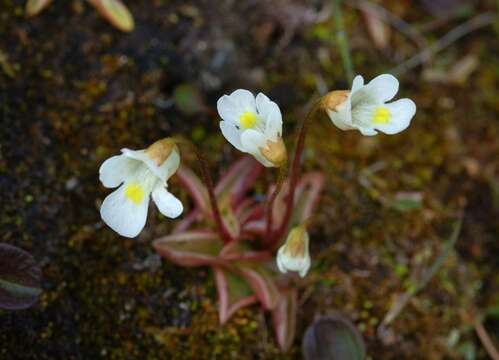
[325,74,416,136]
[217,90,287,167]
[99,138,183,238]
[26,0,134,32]
[276,225,311,278]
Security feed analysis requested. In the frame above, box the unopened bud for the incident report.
[260,137,287,167]
[322,90,350,114]
[276,225,311,277]
[145,138,178,167]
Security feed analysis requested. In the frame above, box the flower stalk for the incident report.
[272,100,323,248]
[173,137,233,244]
[265,164,288,244]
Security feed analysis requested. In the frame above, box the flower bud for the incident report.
[145,138,178,167]
[260,137,287,167]
[276,225,311,278]
[322,90,350,114]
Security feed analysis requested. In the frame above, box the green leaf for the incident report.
[153,231,223,267]
[25,0,52,17]
[176,166,210,214]
[213,267,257,323]
[390,192,423,212]
[303,314,366,360]
[245,172,325,237]
[87,0,135,32]
[272,289,298,352]
[237,263,280,310]
[0,243,42,310]
[278,172,325,231]
[215,156,262,208]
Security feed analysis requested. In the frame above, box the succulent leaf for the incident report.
[0,243,42,310]
[153,231,223,267]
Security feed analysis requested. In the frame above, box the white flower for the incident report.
[217,89,287,167]
[276,225,311,278]
[99,138,183,238]
[326,74,416,136]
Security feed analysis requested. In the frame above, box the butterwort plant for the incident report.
[98,73,416,351]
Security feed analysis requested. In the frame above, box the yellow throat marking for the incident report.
[239,111,257,129]
[124,183,145,205]
[372,106,391,124]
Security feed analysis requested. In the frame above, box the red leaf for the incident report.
[176,166,210,213]
[215,156,263,208]
[272,288,298,352]
[245,172,325,236]
[219,206,241,240]
[214,267,257,324]
[237,200,265,226]
[219,241,272,263]
[172,208,202,234]
[153,231,223,267]
[292,172,325,224]
[237,263,280,310]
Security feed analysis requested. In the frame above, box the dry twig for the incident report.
[345,0,428,49]
[392,12,496,75]
[474,319,499,360]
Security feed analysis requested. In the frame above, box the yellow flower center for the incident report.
[124,183,145,205]
[239,111,257,129]
[372,107,391,124]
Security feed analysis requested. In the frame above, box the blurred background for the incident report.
[1,0,498,358]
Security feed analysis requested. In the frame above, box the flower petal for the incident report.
[256,93,283,139]
[241,130,273,167]
[122,148,179,183]
[99,155,138,188]
[375,98,416,135]
[366,74,399,102]
[229,89,256,112]
[162,149,181,180]
[299,257,311,278]
[357,126,378,136]
[276,247,287,274]
[327,98,354,131]
[351,75,365,94]
[100,184,150,238]
[152,186,183,219]
[217,95,240,124]
[220,121,245,151]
